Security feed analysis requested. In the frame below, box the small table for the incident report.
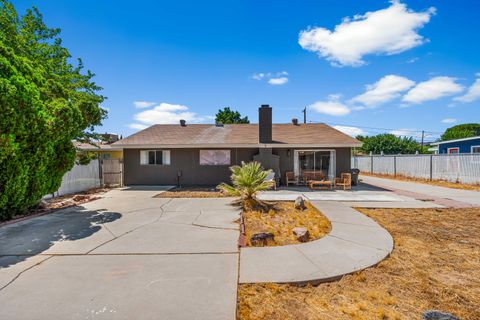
[309,180,333,190]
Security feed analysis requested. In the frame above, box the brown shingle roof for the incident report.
[73,141,122,151]
[113,123,362,148]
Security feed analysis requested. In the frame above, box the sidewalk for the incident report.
[361,176,480,207]
[239,201,393,284]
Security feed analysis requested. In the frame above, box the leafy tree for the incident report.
[0,1,106,219]
[218,162,273,211]
[215,107,249,124]
[76,151,98,165]
[440,123,480,141]
[357,134,426,155]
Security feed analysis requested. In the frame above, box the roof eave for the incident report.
[113,143,362,149]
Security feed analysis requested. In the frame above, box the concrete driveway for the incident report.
[0,187,240,320]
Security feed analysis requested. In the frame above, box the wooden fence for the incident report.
[101,158,123,186]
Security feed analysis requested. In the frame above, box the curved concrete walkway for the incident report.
[239,201,393,284]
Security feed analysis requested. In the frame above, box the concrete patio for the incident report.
[0,187,240,320]
[257,182,445,208]
[1,178,478,319]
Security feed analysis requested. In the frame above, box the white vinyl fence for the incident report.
[45,159,101,198]
[353,154,480,185]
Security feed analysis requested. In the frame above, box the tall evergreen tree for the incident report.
[0,1,106,219]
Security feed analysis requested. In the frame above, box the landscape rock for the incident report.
[250,232,274,246]
[72,194,89,202]
[294,196,305,210]
[38,200,49,209]
[292,227,310,242]
[423,311,460,320]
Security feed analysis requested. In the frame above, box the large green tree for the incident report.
[215,107,249,124]
[0,1,106,219]
[440,123,480,141]
[356,134,427,155]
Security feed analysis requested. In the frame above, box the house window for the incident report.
[447,147,459,154]
[471,146,480,154]
[140,150,171,165]
[102,153,111,159]
[199,150,231,165]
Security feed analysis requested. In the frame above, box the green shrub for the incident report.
[217,161,273,211]
[0,1,106,220]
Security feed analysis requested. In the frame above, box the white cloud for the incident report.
[389,128,421,138]
[128,123,148,130]
[350,75,415,107]
[453,74,480,103]
[402,76,464,104]
[406,57,419,64]
[441,118,457,124]
[333,125,367,137]
[252,71,289,84]
[252,73,266,80]
[308,95,351,116]
[268,77,289,85]
[298,1,435,67]
[133,101,156,109]
[129,102,208,130]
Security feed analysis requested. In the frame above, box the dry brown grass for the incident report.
[238,207,480,320]
[361,172,480,191]
[155,186,227,198]
[243,201,331,246]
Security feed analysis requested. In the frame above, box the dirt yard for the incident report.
[155,186,227,198]
[242,201,331,246]
[237,207,480,320]
[361,172,480,192]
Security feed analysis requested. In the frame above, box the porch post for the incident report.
[328,150,336,181]
[293,150,299,177]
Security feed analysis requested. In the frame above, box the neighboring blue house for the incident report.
[429,136,480,154]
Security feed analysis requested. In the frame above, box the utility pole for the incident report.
[421,130,425,148]
[302,107,307,124]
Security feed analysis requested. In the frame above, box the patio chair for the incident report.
[265,171,277,190]
[285,171,298,186]
[335,173,352,190]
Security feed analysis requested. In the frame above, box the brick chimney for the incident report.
[259,104,272,143]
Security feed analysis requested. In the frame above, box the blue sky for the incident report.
[14,0,480,142]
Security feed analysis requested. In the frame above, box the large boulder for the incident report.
[293,227,310,242]
[294,196,306,210]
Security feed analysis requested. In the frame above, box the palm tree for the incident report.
[218,161,273,211]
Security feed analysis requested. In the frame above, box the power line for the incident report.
[309,120,444,135]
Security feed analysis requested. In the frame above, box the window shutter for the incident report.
[163,150,171,165]
[140,150,148,165]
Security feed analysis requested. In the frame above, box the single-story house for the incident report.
[74,134,124,160]
[429,136,480,154]
[113,105,362,186]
